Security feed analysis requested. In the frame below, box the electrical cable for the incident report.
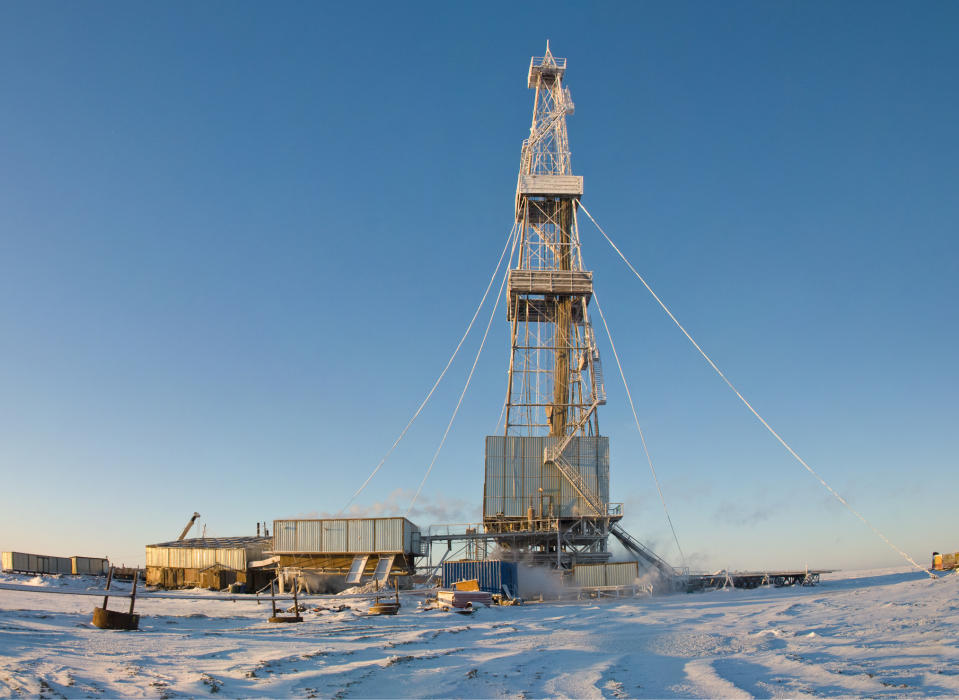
[578,202,936,579]
[592,290,687,567]
[339,226,517,515]
[407,237,514,517]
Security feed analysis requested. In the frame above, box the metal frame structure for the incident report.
[505,48,603,438]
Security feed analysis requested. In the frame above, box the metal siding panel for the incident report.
[1,552,10,571]
[572,562,638,588]
[374,518,402,552]
[348,519,375,553]
[323,520,348,552]
[296,520,323,552]
[88,557,109,575]
[274,520,290,551]
[485,436,508,518]
[604,562,639,587]
[273,517,417,556]
[199,549,216,569]
[219,549,244,570]
[572,563,607,588]
[274,520,297,551]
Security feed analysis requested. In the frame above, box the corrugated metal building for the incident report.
[484,435,610,519]
[272,517,424,579]
[145,537,273,591]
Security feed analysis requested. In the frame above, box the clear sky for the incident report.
[1,2,956,570]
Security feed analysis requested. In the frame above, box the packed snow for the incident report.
[1,566,957,698]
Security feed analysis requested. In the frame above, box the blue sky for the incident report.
[1,2,956,570]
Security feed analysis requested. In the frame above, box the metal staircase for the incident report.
[548,449,606,517]
[609,523,678,580]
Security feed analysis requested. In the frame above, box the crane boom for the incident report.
[178,512,201,541]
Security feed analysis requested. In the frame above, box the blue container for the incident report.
[442,560,519,597]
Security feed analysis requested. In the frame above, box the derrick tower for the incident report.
[483,45,623,567]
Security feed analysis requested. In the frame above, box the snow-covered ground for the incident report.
[1,566,957,698]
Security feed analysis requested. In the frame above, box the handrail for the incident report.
[530,57,567,69]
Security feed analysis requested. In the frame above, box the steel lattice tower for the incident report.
[482,45,622,567]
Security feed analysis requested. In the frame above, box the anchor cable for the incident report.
[578,202,935,578]
[407,234,514,516]
[339,226,516,514]
[593,290,687,568]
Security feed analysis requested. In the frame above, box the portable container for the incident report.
[272,517,422,555]
[442,560,519,597]
[71,556,110,576]
[1,552,72,575]
[571,561,639,588]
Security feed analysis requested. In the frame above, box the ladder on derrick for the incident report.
[590,349,607,405]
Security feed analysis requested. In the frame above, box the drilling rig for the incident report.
[482,45,620,568]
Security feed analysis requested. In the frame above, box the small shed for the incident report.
[145,536,272,591]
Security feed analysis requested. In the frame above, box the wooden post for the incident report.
[270,578,277,617]
[292,577,299,614]
[102,565,114,610]
[128,569,138,615]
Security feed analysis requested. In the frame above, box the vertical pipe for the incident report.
[556,524,561,568]
[552,200,572,436]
